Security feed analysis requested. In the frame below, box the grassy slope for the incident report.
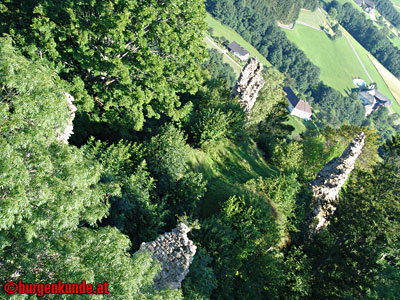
[284,10,397,115]
[203,36,242,76]
[188,139,276,217]
[205,13,271,67]
[341,27,399,108]
[330,0,400,49]
[285,115,307,138]
[283,24,371,93]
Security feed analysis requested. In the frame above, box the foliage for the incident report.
[364,106,399,142]
[245,173,301,241]
[181,248,217,300]
[0,39,182,299]
[306,156,400,298]
[310,82,365,128]
[83,139,164,250]
[145,124,189,189]
[248,67,287,127]
[282,246,313,299]
[202,49,237,88]
[197,193,283,299]
[191,107,230,147]
[0,37,110,237]
[0,0,208,138]
[206,0,321,92]
[271,140,303,173]
[375,0,400,28]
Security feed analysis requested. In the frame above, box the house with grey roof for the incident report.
[228,41,250,61]
[284,87,312,120]
[354,0,375,14]
[359,84,392,116]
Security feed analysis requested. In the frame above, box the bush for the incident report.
[191,107,230,147]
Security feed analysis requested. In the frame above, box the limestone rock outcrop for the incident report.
[232,57,265,115]
[309,132,366,236]
[56,92,77,144]
[139,223,197,290]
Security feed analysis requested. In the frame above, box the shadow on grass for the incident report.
[188,139,277,217]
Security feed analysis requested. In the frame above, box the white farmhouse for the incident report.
[284,87,312,120]
[228,41,250,61]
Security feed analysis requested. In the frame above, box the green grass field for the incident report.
[203,36,242,76]
[283,24,371,93]
[285,115,307,138]
[389,0,400,7]
[284,9,397,101]
[188,139,276,217]
[205,13,271,67]
[298,9,326,28]
[341,28,398,109]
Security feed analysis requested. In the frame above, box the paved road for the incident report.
[205,36,243,70]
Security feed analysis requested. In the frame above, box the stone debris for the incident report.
[309,132,366,236]
[56,92,77,144]
[138,223,197,290]
[232,57,265,115]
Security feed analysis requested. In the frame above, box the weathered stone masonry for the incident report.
[138,223,197,290]
[309,132,366,236]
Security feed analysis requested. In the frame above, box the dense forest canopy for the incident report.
[375,0,400,28]
[0,0,208,142]
[0,0,399,299]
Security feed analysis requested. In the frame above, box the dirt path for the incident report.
[295,21,322,31]
[341,32,374,83]
[205,36,243,70]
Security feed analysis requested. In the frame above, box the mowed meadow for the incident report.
[283,9,399,114]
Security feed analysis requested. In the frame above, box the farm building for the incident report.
[359,83,392,116]
[284,87,312,120]
[228,41,250,61]
[354,0,375,13]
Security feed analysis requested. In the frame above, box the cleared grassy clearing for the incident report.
[367,54,400,114]
[283,24,371,93]
[205,13,271,67]
[188,139,276,217]
[389,0,400,7]
[203,36,242,76]
[298,9,326,27]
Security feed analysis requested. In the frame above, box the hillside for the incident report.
[204,13,271,67]
[188,139,276,217]
[283,9,400,115]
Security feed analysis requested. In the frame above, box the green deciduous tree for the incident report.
[0,38,183,299]
[271,140,303,173]
[0,0,208,135]
[191,107,230,147]
[197,193,283,300]
[248,67,287,128]
[308,158,400,298]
